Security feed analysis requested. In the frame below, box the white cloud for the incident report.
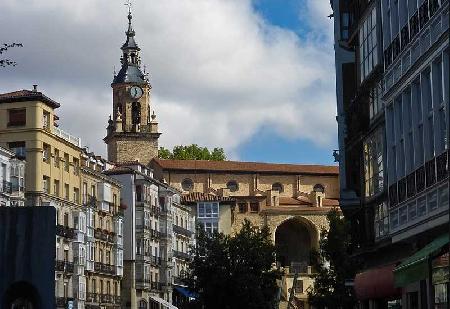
[0,0,336,159]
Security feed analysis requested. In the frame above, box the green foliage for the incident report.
[186,220,281,309]
[158,144,226,161]
[308,209,360,309]
[0,43,23,67]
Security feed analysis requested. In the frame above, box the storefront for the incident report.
[393,234,449,309]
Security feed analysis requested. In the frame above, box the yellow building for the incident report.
[0,88,124,309]
[152,158,340,308]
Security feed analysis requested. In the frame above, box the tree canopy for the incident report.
[186,220,281,309]
[158,144,226,161]
[0,43,23,67]
[307,209,360,309]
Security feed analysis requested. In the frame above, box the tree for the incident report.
[307,209,360,309]
[186,220,281,309]
[0,43,23,67]
[158,144,226,161]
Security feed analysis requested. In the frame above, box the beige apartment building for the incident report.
[152,158,340,308]
[0,88,124,309]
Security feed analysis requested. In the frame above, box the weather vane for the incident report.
[124,0,132,14]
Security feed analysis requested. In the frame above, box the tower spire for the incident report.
[112,1,147,85]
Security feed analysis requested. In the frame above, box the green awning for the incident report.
[394,234,449,287]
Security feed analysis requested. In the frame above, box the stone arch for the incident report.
[3,281,41,309]
[273,216,320,272]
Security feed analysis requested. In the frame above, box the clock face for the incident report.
[129,86,143,99]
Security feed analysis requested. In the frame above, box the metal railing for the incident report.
[173,250,190,260]
[56,224,75,239]
[55,260,74,273]
[93,262,115,275]
[0,180,12,194]
[173,224,193,237]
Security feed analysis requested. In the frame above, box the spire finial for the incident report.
[125,0,132,16]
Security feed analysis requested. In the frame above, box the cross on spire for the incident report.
[124,0,132,15]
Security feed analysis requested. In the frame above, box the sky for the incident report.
[0,0,337,165]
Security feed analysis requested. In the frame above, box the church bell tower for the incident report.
[104,10,160,165]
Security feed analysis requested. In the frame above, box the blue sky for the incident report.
[1,0,337,165]
[238,0,337,165]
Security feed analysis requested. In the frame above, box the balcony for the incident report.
[173,276,186,286]
[436,151,449,182]
[173,225,193,237]
[173,250,190,261]
[55,260,74,273]
[99,294,114,304]
[114,295,121,304]
[56,224,75,239]
[151,282,163,291]
[93,262,115,275]
[86,292,98,303]
[137,278,152,288]
[53,126,81,147]
[1,180,12,194]
[56,297,70,307]
[94,229,115,243]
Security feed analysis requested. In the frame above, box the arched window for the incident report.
[313,184,325,193]
[132,102,141,125]
[181,178,194,192]
[272,182,283,193]
[138,299,148,309]
[226,180,239,192]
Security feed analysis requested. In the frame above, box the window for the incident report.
[74,188,80,204]
[42,111,50,130]
[42,176,50,194]
[369,82,384,119]
[364,128,384,197]
[73,158,79,175]
[8,141,26,158]
[54,180,60,197]
[64,153,70,172]
[42,143,50,163]
[399,206,407,225]
[238,203,247,213]
[438,185,449,209]
[54,149,60,167]
[181,178,194,192]
[374,202,389,238]
[390,209,399,229]
[136,185,142,202]
[8,109,26,126]
[226,180,239,192]
[250,202,259,213]
[203,222,219,234]
[91,185,96,198]
[359,6,378,82]
[83,182,88,204]
[197,202,219,218]
[272,183,283,193]
[313,184,325,193]
[64,183,70,200]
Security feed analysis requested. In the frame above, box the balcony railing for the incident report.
[53,126,82,147]
[173,250,190,260]
[173,225,193,237]
[93,262,115,275]
[56,224,75,239]
[86,292,98,303]
[389,151,448,208]
[56,297,69,307]
[114,295,121,304]
[173,276,186,286]
[1,180,12,194]
[99,294,114,304]
[94,229,115,243]
[55,260,74,273]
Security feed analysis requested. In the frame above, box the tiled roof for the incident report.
[152,159,338,175]
[181,192,236,203]
[0,89,60,108]
[322,198,339,206]
[279,197,312,206]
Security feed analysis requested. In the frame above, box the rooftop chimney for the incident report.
[32,85,38,92]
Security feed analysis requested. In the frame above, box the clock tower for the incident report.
[104,10,160,165]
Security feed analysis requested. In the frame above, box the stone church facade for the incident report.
[102,8,340,309]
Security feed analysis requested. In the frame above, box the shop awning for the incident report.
[174,286,198,299]
[394,234,449,287]
[354,264,401,300]
[149,295,178,309]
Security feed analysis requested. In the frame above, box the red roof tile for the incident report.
[279,197,312,205]
[152,159,338,175]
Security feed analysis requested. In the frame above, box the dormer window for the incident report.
[226,180,239,192]
[313,184,325,193]
[272,182,283,193]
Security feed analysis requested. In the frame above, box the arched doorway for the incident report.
[275,217,318,273]
[3,281,41,309]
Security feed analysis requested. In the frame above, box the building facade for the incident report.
[0,88,124,309]
[331,0,449,307]
[0,145,26,207]
[151,158,340,308]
